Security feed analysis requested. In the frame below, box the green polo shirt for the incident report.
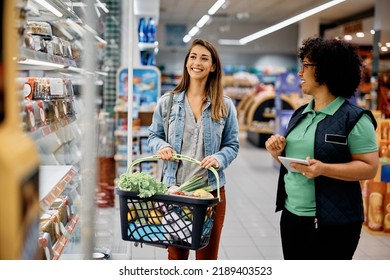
[284,97,378,217]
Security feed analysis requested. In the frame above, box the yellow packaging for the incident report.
[367,181,386,231]
[383,184,390,233]
[0,1,42,259]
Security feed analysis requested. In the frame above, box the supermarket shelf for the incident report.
[39,165,77,208]
[52,214,79,260]
[114,129,150,137]
[19,47,78,69]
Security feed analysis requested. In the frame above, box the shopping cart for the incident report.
[116,154,220,250]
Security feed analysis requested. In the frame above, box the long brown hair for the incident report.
[173,38,227,121]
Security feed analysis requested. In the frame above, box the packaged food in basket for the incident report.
[161,211,192,243]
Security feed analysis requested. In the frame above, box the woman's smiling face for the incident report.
[298,59,318,95]
[186,44,215,81]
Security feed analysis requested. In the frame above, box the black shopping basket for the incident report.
[116,154,221,250]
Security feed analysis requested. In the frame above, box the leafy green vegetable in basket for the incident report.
[118,171,168,198]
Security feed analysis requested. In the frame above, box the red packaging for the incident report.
[35,100,47,126]
[24,100,37,131]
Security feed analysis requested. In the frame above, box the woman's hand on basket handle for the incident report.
[158,147,177,161]
[201,156,219,169]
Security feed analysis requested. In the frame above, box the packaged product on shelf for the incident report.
[42,100,56,124]
[23,100,37,131]
[23,32,35,50]
[56,99,68,119]
[52,100,60,122]
[383,184,390,233]
[25,21,53,39]
[367,181,386,231]
[64,79,74,98]
[49,198,69,227]
[39,217,57,246]
[32,78,50,100]
[30,35,47,53]
[18,77,35,99]
[96,183,115,208]
[38,232,54,260]
[44,209,67,238]
[46,36,63,57]
[60,38,73,59]
[35,100,46,126]
[23,100,47,130]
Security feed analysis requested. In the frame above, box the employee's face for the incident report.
[186,45,215,81]
[298,58,319,95]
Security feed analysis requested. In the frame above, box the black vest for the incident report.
[276,100,377,226]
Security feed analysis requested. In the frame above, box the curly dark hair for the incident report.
[297,37,362,98]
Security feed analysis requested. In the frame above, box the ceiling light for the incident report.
[183,35,192,43]
[219,0,345,45]
[33,0,63,17]
[208,0,225,15]
[381,46,388,52]
[188,26,200,37]
[356,32,365,38]
[197,15,210,28]
[182,0,227,43]
[344,35,353,40]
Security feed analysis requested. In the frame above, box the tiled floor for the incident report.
[95,132,390,260]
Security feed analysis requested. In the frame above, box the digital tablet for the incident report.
[278,156,309,172]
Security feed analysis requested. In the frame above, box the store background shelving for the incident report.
[113,0,161,181]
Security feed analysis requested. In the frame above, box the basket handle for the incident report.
[127,154,221,201]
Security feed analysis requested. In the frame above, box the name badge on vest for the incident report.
[325,134,347,145]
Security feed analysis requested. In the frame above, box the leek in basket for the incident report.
[175,176,212,193]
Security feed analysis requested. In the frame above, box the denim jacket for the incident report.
[147,91,239,190]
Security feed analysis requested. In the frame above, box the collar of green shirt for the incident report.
[302,96,345,116]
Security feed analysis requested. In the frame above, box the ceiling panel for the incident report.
[158,0,377,51]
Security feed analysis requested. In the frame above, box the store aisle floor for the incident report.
[96,132,390,260]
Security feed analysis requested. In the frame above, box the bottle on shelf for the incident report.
[146,17,156,43]
[137,17,147,43]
